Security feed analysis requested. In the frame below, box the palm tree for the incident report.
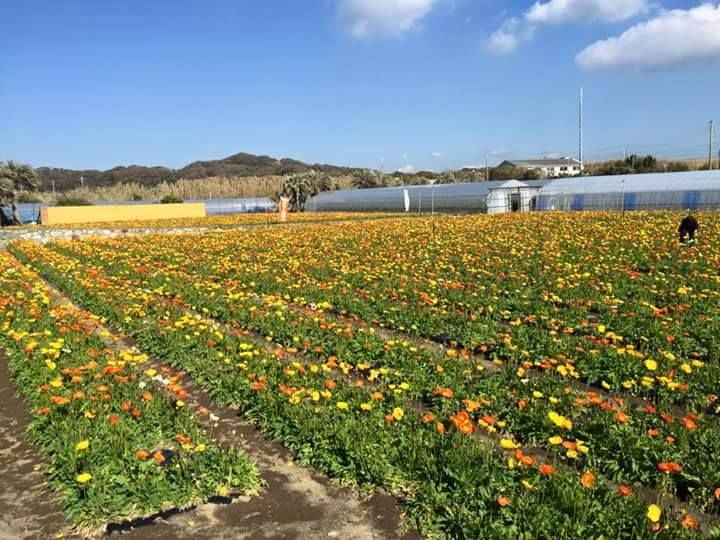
[352,169,386,189]
[0,161,39,203]
[437,171,457,184]
[279,173,314,212]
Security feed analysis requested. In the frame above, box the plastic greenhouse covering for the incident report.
[537,170,720,211]
[187,198,276,215]
[307,181,549,213]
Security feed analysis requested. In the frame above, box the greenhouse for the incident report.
[307,180,548,214]
[187,197,276,215]
[537,170,720,211]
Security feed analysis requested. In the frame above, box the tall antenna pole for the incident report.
[579,87,584,171]
[709,120,714,170]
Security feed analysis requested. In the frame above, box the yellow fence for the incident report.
[40,203,206,226]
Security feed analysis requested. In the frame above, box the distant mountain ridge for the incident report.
[36,152,356,191]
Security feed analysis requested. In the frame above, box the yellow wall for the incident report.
[40,203,206,226]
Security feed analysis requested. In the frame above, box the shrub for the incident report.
[56,196,93,206]
[160,194,183,204]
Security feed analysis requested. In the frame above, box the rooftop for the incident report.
[505,158,581,167]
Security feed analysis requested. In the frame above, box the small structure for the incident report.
[500,158,582,178]
[486,180,542,214]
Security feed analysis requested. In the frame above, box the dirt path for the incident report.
[110,362,418,540]
[0,355,69,540]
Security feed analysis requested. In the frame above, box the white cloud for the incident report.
[487,0,648,54]
[527,0,649,24]
[485,17,535,54]
[397,164,416,173]
[431,151,443,157]
[577,3,720,70]
[338,0,439,38]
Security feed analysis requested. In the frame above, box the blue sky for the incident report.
[2,0,719,172]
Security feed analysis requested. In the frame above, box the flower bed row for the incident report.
[0,251,260,533]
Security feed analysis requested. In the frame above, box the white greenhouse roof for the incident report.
[489,180,532,190]
[540,170,720,195]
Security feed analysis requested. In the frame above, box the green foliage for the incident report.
[352,169,387,189]
[160,194,184,204]
[437,171,457,185]
[489,165,524,181]
[597,154,661,175]
[16,192,44,203]
[56,196,93,206]
[277,171,337,212]
[0,161,39,204]
[666,161,690,172]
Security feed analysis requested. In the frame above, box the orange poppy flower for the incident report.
[657,462,682,474]
[617,485,633,497]
[681,515,699,529]
[142,391,153,401]
[647,428,660,437]
[131,408,142,418]
[580,471,595,488]
[497,496,511,507]
[714,487,720,500]
[450,411,475,435]
[421,413,436,423]
[615,411,630,424]
[324,380,337,391]
[436,422,446,434]
[176,434,192,445]
[433,387,454,398]
[539,464,556,476]
[120,401,132,411]
[135,449,149,460]
[36,407,51,415]
[50,396,70,405]
[152,451,165,463]
[514,450,535,467]
[109,415,120,425]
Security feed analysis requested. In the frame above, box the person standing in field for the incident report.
[678,213,699,244]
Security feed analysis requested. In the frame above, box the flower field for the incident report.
[29,211,407,230]
[3,211,720,537]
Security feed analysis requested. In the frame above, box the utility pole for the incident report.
[578,87,584,171]
[709,120,714,170]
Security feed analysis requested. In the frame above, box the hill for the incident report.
[35,152,356,192]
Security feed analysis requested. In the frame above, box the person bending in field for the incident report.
[678,214,699,244]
